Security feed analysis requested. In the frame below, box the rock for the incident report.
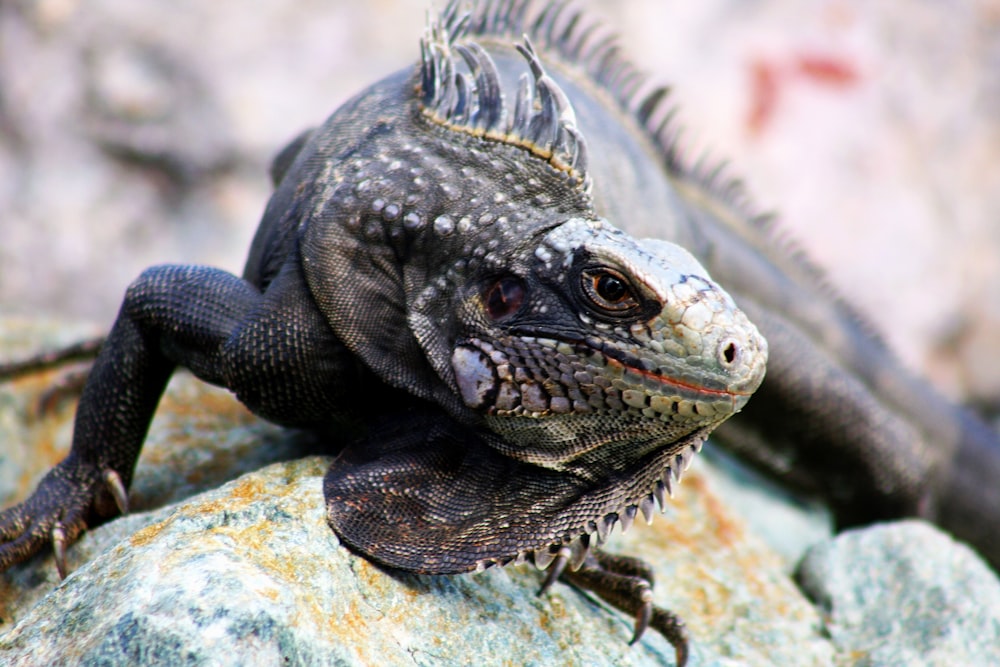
[12,320,1000,666]
[796,521,1000,667]
[696,446,833,569]
[0,449,833,667]
[10,458,661,667]
[0,321,836,666]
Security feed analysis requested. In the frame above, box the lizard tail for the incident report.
[935,415,1000,572]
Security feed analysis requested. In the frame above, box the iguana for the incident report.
[1,2,998,665]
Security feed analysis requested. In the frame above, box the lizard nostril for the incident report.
[719,338,740,368]
[724,343,737,363]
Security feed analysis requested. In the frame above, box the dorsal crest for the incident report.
[419,2,591,192]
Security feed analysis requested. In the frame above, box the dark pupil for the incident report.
[485,277,526,321]
[596,274,627,302]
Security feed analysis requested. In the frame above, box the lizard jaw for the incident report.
[451,334,734,472]
[453,335,746,427]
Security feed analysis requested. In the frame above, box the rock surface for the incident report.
[797,521,1000,667]
[0,367,832,666]
[3,321,1000,666]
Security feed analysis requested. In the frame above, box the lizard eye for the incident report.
[580,267,641,316]
[484,276,526,321]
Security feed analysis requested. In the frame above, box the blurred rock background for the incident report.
[2,0,998,407]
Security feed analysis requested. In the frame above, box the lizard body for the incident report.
[2,2,999,664]
[0,3,770,662]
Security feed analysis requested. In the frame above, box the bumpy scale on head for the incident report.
[452,217,767,470]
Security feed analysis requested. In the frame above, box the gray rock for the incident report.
[10,458,679,667]
[0,453,832,667]
[1,320,837,667]
[696,446,833,569]
[797,521,1000,667]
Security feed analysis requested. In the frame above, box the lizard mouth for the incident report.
[453,335,750,423]
[596,343,752,399]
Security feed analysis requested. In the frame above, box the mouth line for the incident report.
[580,339,752,399]
[503,329,751,399]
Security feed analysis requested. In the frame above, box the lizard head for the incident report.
[324,7,766,576]
[451,217,766,471]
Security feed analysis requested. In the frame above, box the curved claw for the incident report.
[0,459,113,577]
[103,469,129,515]
[537,545,571,596]
[629,588,654,644]
[558,548,689,666]
[52,521,68,580]
[651,608,689,667]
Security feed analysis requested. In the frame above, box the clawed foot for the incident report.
[544,548,689,667]
[0,459,128,578]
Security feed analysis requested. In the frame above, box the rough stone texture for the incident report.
[0,455,830,667]
[9,458,673,667]
[0,328,835,666]
[0,394,832,665]
[4,322,1000,666]
[696,446,832,569]
[797,521,1000,667]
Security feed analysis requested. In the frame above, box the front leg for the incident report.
[0,264,263,576]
